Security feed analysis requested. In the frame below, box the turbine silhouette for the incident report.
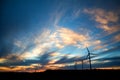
[86,47,92,70]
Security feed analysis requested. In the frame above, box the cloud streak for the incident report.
[84,8,120,34]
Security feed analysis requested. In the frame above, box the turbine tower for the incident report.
[86,47,92,70]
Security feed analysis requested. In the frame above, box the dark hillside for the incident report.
[0,69,120,80]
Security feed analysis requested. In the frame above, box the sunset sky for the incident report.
[0,0,120,72]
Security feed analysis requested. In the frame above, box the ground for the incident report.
[0,69,120,80]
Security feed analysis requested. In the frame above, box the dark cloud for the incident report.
[91,56,120,68]
[93,56,120,62]
[0,50,56,67]
[0,58,40,67]
[38,53,51,65]
[55,56,78,64]
[100,33,120,47]
[54,53,96,64]
[60,56,120,70]
[37,50,58,65]
[92,60,120,69]
[93,45,120,57]
[103,45,120,53]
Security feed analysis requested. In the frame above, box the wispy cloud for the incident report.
[0,58,7,63]
[95,45,120,57]
[84,8,120,34]
[72,9,81,19]
[98,24,120,34]
[114,34,120,42]
[14,40,26,49]
[57,28,88,45]
[84,8,119,24]
[0,26,105,71]
[0,64,43,72]
[48,2,67,29]
[49,27,102,49]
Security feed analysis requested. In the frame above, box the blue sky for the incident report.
[0,0,120,72]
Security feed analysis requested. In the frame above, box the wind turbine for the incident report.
[86,47,92,70]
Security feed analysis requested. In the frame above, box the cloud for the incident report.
[60,56,120,70]
[49,52,83,64]
[91,56,120,68]
[0,63,43,72]
[14,40,26,49]
[19,44,51,60]
[58,28,88,44]
[0,28,57,66]
[48,27,94,49]
[48,4,66,28]
[44,63,66,70]
[34,29,51,44]
[55,28,102,49]
[84,8,120,34]
[51,27,92,48]
[0,51,54,67]
[84,8,119,24]
[93,56,120,62]
[48,59,59,64]
[114,34,120,42]
[0,58,7,63]
[50,52,61,57]
[54,55,80,64]
[94,45,105,50]
[96,45,120,56]
[98,24,120,34]
[74,9,81,17]
[17,29,54,60]
[72,9,81,18]
[0,26,104,72]
[0,27,103,64]
[5,54,22,62]
[53,11,64,27]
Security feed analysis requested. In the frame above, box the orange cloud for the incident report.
[0,64,43,72]
[96,66,120,70]
[44,63,66,70]
[50,52,60,57]
[0,58,7,63]
[48,27,92,49]
[58,28,88,45]
[94,45,104,50]
[4,54,22,62]
[84,8,118,24]
[98,25,120,34]
[34,29,51,44]
[84,8,119,34]
[48,59,59,64]
[0,67,11,72]
[114,34,120,42]
[55,43,64,48]
[0,66,26,72]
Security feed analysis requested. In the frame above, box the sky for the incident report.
[0,0,120,72]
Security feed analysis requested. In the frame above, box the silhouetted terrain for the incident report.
[0,69,120,80]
